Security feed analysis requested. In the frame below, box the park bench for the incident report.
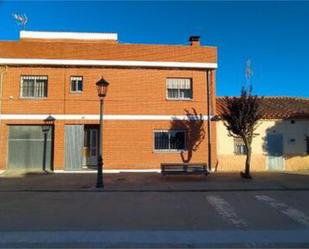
[161,163,208,176]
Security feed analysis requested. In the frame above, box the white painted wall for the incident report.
[217,119,309,156]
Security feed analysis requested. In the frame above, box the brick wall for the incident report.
[0,66,217,170]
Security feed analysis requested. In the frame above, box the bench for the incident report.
[161,163,208,176]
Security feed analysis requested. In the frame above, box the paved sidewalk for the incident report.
[1,170,309,191]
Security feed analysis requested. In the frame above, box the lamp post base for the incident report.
[96,156,104,188]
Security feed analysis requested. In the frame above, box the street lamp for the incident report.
[42,115,55,172]
[96,77,109,188]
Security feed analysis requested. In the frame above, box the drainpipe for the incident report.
[0,66,8,170]
[206,69,212,172]
[0,65,8,119]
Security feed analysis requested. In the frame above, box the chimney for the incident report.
[189,36,200,46]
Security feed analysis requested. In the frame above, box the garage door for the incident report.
[8,125,53,171]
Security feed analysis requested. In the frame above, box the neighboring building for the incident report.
[0,31,217,172]
[216,97,309,171]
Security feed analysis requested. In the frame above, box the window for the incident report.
[20,76,48,98]
[234,138,247,155]
[154,130,186,151]
[70,76,83,93]
[166,78,192,100]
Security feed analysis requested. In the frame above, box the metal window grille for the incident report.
[70,76,83,92]
[154,130,186,151]
[234,138,247,155]
[20,76,48,98]
[166,78,192,100]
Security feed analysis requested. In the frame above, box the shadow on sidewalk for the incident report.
[1,170,309,192]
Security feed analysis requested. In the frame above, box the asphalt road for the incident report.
[1,190,309,248]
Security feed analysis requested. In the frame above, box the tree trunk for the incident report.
[241,136,252,179]
[245,145,252,178]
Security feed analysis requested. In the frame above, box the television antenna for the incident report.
[12,13,28,30]
[245,59,253,91]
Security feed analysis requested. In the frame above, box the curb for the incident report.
[1,187,309,193]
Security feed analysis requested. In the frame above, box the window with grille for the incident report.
[20,76,48,98]
[154,130,186,151]
[234,138,247,155]
[70,76,83,93]
[166,78,192,100]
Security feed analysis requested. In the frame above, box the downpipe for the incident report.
[206,70,213,172]
[0,65,8,120]
[0,66,8,170]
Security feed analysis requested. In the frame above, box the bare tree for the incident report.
[221,87,262,178]
[170,108,205,163]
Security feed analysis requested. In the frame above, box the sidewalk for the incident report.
[1,170,309,192]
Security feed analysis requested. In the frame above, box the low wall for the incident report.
[216,155,266,172]
[217,154,309,172]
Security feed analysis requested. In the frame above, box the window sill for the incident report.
[153,149,187,154]
[70,91,83,94]
[19,97,48,100]
[166,98,193,101]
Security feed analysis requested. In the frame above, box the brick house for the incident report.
[0,31,217,172]
[216,97,309,171]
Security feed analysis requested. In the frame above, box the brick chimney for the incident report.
[189,36,200,46]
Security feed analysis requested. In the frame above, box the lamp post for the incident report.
[42,115,55,172]
[96,77,109,188]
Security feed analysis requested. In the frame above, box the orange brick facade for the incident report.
[0,65,217,170]
[0,67,216,169]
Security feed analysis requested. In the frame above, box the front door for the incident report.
[86,129,98,166]
[65,125,84,171]
[266,134,284,170]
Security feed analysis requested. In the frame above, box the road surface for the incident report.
[0,190,309,248]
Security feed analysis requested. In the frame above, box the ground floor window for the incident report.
[234,137,247,155]
[154,130,186,151]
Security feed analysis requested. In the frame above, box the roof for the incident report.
[216,96,309,119]
[0,38,217,64]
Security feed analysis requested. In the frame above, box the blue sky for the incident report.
[0,1,308,97]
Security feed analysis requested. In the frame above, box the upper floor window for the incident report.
[234,138,247,155]
[166,78,192,100]
[154,130,186,151]
[20,76,48,98]
[70,76,83,93]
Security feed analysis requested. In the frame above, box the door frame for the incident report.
[83,125,99,167]
[86,128,99,166]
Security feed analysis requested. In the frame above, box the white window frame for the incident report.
[20,75,48,99]
[153,129,187,152]
[166,78,193,101]
[70,76,83,93]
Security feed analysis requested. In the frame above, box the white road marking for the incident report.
[0,230,309,246]
[256,195,309,227]
[206,195,248,228]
